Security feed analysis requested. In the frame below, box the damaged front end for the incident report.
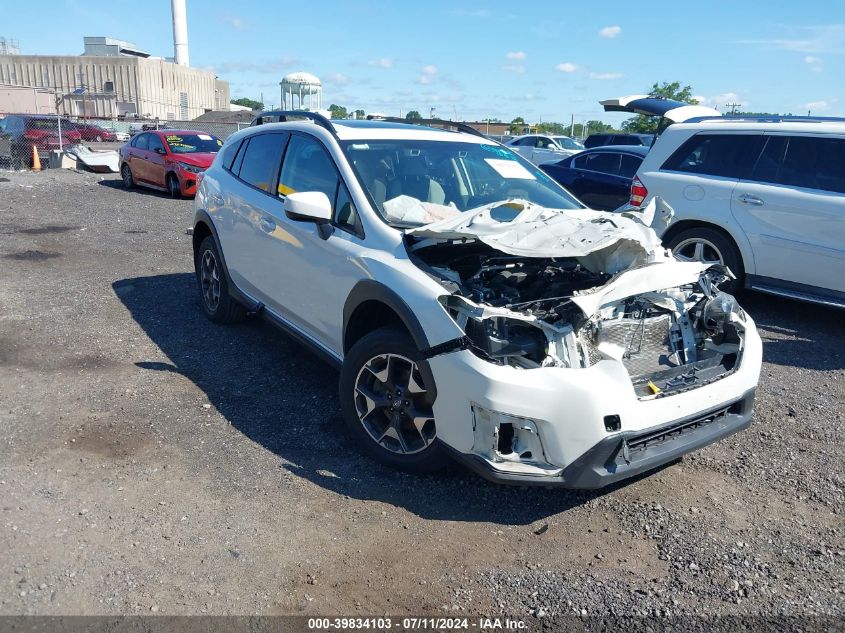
[407,198,749,396]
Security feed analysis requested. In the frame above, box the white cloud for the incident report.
[599,25,621,39]
[416,75,432,85]
[326,73,350,85]
[416,65,438,85]
[555,62,579,73]
[804,55,823,72]
[737,24,845,53]
[694,92,746,110]
[220,14,248,31]
[421,65,438,75]
[368,58,394,69]
[804,99,829,111]
[502,64,525,74]
[506,51,526,61]
[588,72,624,80]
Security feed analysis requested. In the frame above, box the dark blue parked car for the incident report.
[539,145,649,211]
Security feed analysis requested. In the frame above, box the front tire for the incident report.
[167,173,182,198]
[195,236,246,324]
[340,328,450,474]
[667,227,743,293]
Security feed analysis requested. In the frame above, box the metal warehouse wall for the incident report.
[0,83,56,114]
[0,55,228,120]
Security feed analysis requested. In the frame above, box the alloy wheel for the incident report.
[672,237,724,266]
[121,165,132,188]
[200,249,221,311]
[354,353,436,455]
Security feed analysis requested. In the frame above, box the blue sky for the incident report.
[4,0,844,124]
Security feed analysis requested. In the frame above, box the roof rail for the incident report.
[250,110,336,136]
[365,115,489,139]
[685,115,845,124]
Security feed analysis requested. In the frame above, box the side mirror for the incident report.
[284,191,332,224]
[285,192,334,239]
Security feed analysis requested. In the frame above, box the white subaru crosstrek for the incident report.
[192,112,762,488]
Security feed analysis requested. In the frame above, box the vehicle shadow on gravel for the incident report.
[113,273,648,524]
[98,177,175,198]
[739,291,844,371]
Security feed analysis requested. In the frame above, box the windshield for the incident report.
[164,133,222,154]
[341,140,582,227]
[555,136,584,150]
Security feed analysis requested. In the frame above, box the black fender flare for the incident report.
[343,280,430,352]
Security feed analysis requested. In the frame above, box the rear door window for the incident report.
[750,135,845,194]
[619,154,643,178]
[133,134,149,150]
[575,152,621,175]
[661,134,763,178]
[236,133,288,193]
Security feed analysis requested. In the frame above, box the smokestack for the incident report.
[171,0,189,66]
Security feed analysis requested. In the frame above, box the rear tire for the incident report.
[340,327,450,474]
[195,236,246,324]
[121,164,134,189]
[666,227,743,293]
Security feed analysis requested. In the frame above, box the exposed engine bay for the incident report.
[407,199,748,398]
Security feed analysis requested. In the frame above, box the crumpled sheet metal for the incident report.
[407,198,675,275]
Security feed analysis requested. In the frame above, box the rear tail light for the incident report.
[630,176,648,207]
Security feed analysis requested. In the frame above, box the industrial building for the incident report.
[0,1,229,119]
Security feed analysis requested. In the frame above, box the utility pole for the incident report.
[725,102,741,114]
[570,113,574,137]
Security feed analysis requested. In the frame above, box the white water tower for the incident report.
[279,72,323,111]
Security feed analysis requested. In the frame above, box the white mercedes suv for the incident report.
[192,112,762,488]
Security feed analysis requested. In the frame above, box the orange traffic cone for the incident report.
[31,145,41,171]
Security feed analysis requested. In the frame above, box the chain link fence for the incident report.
[1,112,249,170]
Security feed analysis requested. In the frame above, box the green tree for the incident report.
[354,109,366,119]
[405,110,422,120]
[230,97,263,110]
[509,116,526,134]
[621,81,698,133]
[328,104,348,119]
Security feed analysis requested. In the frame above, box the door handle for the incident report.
[259,217,276,232]
[738,193,764,206]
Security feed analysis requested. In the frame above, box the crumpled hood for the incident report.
[171,152,216,168]
[407,198,676,275]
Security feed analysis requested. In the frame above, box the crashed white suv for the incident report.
[192,113,762,488]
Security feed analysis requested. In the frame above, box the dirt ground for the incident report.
[1,169,843,626]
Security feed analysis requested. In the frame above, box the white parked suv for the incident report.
[631,117,845,307]
[192,112,761,488]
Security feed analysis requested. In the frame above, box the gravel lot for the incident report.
[1,169,843,626]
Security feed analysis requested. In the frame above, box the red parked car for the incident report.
[72,122,117,142]
[0,114,82,168]
[118,130,223,198]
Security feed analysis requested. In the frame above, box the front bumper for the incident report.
[427,315,762,489]
[176,169,202,196]
[447,389,754,488]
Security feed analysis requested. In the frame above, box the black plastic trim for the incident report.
[193,211,260,312]
[343,280,431,352]
[446,389,755,489]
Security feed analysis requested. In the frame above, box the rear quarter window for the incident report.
[661,133,763,179]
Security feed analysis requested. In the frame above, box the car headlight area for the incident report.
[426,315,762,488]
